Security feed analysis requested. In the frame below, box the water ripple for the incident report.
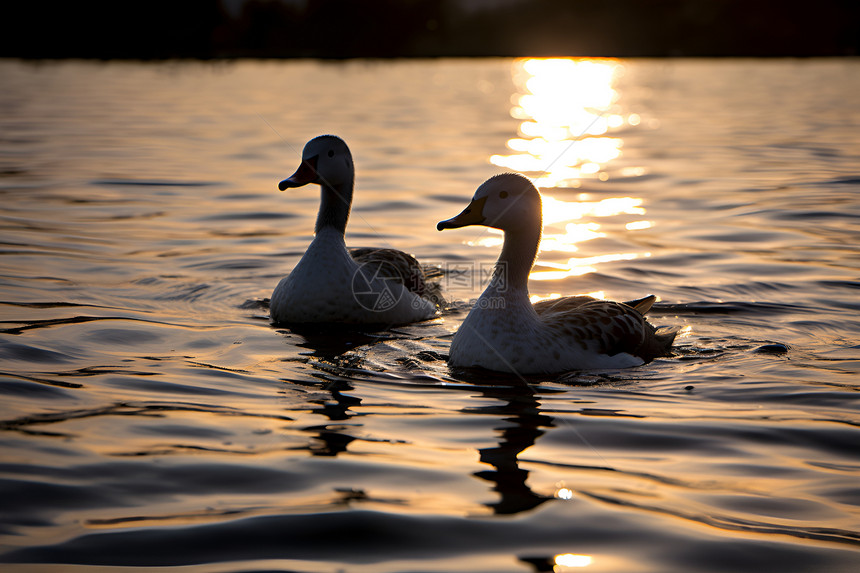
[1,59,859,572]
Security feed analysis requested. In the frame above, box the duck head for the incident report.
[437,173,542,233]
[279,135,354,190]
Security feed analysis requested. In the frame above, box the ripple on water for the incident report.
[0,340,76,363]
[2,504,858,570]
[90,179,220,188]
[2,59,860,572]
[0,378,76,400]
[197,211,299,221]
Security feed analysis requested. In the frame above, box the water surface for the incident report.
[1,58,859,572]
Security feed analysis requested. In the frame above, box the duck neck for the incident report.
[315,180,353,235]
[489,224,541,297]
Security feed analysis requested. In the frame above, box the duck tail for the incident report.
[624,294,657,314]
[654,326,679,355]
[634,324,679,362]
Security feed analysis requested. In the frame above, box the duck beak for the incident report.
[278,155,319,190]
[437,196,487,230]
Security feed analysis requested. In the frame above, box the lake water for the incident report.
[1,57,859,572]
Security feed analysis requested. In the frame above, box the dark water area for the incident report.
[1,58,859,572]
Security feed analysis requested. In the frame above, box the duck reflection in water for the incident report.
[460,374,556,515]
[279,323,384,360]
[281,326,409,458]
[284,329,557,514]
[288,372,362,457]
[303,376,361,457]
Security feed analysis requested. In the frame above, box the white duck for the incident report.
[270,135,437,325]
[437,173,676,374]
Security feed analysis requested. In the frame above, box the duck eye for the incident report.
[499,191,509,199]
[327,149,335,158]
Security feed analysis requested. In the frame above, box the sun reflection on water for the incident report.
[554,553,594,569]
[488,58,654,282]
[531,252,645,281]
[542,195,645,225]
[491,58,635,188]
[530,290,605,304]
[537,195,647,269]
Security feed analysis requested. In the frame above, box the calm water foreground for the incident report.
[0,58,859,572]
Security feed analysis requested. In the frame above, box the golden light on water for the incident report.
[491,58,634,188]
[554,553,594,569]
[531,252,645,281]
[539,223,604,253]
[542,196,645,225]
[461,191,653,279]
[537,196,648,264]
[465,228,504,249]
[515,58,618,135]
[482,58,655,283]
[556,487,574,500]
[462,195,645,255]
[626,220,654,231]
[530,291,606,304]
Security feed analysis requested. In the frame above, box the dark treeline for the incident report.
[3,0,858,59]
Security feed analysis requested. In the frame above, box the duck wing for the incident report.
[349,247,432,298]
[533,295,657,318]
[538,297,675,363]
[533,295,601,316]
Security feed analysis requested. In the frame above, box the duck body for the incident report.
[439,173,675,374]
[270,135,436,326]
[451,284,670,373]
[270,227,434,324]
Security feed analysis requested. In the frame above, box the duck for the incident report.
[437,173,676,374]
[270,135,438,325]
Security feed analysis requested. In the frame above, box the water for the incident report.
[1,57,859,572]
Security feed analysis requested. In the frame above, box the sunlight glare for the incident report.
[539,223,603,253]
[554,553,594,569]
[491,58,627,188]
[541,196,644,224]
[536,196,648,261]
[531,291,605,304]
[530,266,594,281]
[530,293,561,304]
[465,229,503,248]
[626,220,653,230]
[556,487,574,500]
[530,252,645,281]
[486,59,656,281]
